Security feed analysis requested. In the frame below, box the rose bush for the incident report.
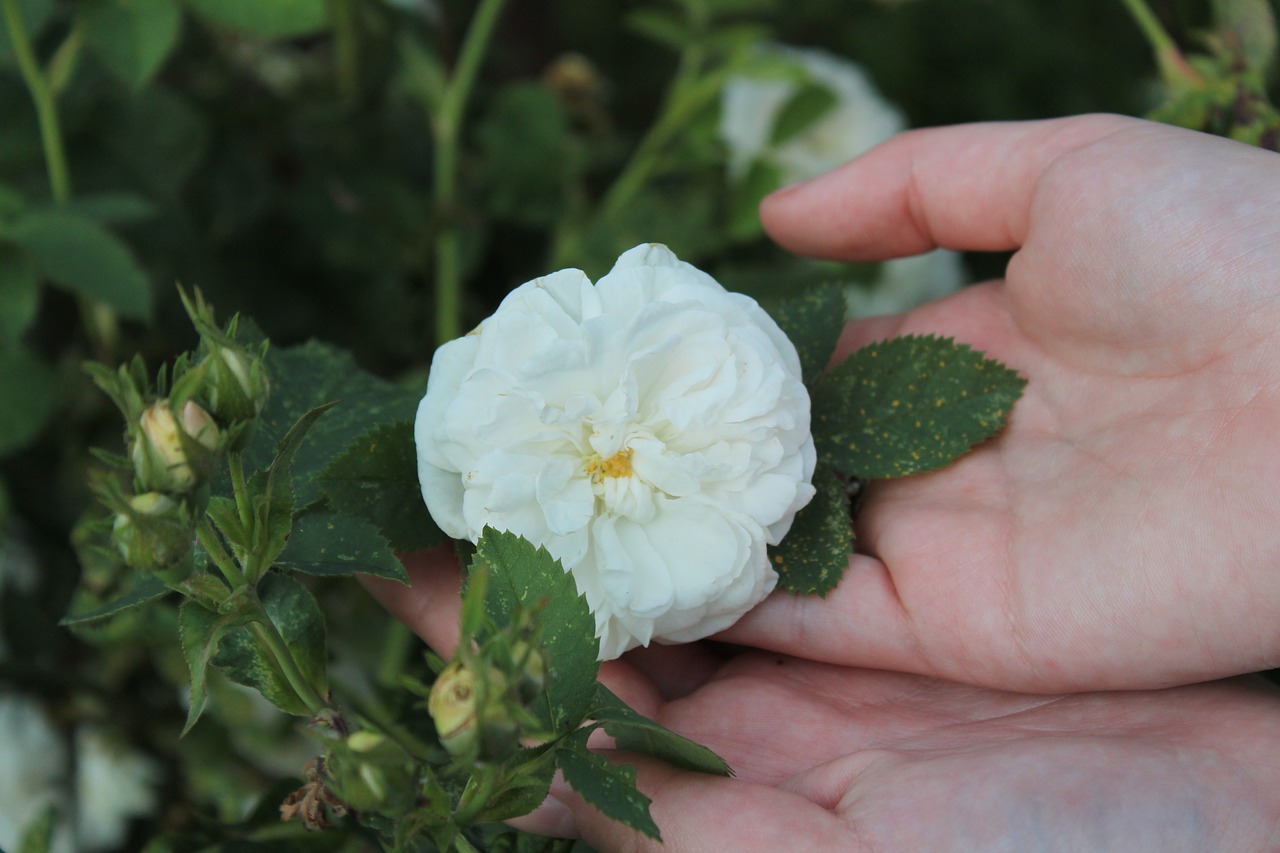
[415,244,817,659]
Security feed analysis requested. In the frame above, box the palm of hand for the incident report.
[544,645,1280,851]
[742,116,1280,691]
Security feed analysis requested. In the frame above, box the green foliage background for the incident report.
[0,0,1259,850]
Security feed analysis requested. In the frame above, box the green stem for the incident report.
[228,453,254,533]
[431,0,509,345]
[3,0,119,360]
[375,618,415,686]
[1118,0,1204,88]
[196,520,247,589]
[329,0,360,102]
[2,0,70,202]
[453,771,499,827]
[249,618,330,718]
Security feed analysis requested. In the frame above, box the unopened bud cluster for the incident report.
[87,289,271,579]
[428,613,548,764]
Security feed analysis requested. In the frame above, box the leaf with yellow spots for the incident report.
[812,334,1026,479]
[764,283,846,386]
[769,465,852,596]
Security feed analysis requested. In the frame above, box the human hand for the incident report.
[366,551,1280,852]
[731,114,1280,691]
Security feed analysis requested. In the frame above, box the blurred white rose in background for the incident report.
[720,45,965,318]
[416,244,816,660]
[0,695,70,853]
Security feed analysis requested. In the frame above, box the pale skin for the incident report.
[365,114,1280,849]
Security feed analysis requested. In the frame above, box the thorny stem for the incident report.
[432,0,509,345]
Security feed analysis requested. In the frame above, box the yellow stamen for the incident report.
[585,448,633,481]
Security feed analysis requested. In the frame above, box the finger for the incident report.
[550,752,848,852]
[760,113,1137,261]
[717,553,932,679]
[359,545,464,656]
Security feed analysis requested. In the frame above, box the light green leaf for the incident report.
[6,209,151,319]
[591,684,731,776]
[769,80,838,146]
[212,573,328,716]
[76,0,183,90]
[317,421,445,553]
[0,243,39,347]
[470,528,599,730]
[768,465,852,597]
[0,346,59,455]
[813,334,1026,479]
[764,283,846,386]
[178,600,244,735]
[184,0,330,39]
[59,573,170,625]
[1214,0,1276,70]
[557,731,661,842]
[726,158,781,240]
[276,511,407,582]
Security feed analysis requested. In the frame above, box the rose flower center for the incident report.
[585,448,633,482]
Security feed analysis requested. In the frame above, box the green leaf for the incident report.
[59,572,169,625]
[103,88,208,196]
[591,684,731,776]
[178,599,244,735]
[813,334,1026,479]
[726,158,781,240]
[184,0,330,39]
[251,401,340,571]
[768,465,852,597]
[1214,0,1276,70]
[470,747,559,824]
[0,243,39,346]
[317,421,445,553]
[76,0,183,90]
[16,803,58,853]
[769,80,838,146]
[764,284,846,386]
[6,209,151,320]
[60,193,157,225]
[230,340,418,508]
[276,511,408,582]
[0,346,59,455]
[213,572,328,716]
[470,528,599,730]
[557,731,661,842]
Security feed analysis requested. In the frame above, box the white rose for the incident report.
[416,243,817,660]
[0,695,70,853]
[75,725,160,852]
[720,45,905,187]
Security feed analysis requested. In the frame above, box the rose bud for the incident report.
[201,343,269,426]
[112,492,193,575]
[131,400,220,493]
[428,660,518,762]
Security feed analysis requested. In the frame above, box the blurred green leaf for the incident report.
[725,158,780,239]
[813,334,1026,479]
[769,79,837,146]
[477,83,573,227]
[76,0,183,90]
[591,685,731,776]
[1214,0,1276,70]
[767,464,851,597]
[276,511,407,582]
[104,88,209,197]
[0,242,39,346]
[16,803,58,853]
[317,420,445,553]
[213,572,328,716]
[0,345,59,454]
[470,528,599,730]
[61,192,158,224]
[5,209,151,319]
[184,0,330,39]
[59,572,170,625]
[557,730,660,841]
[764,283,845,386]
